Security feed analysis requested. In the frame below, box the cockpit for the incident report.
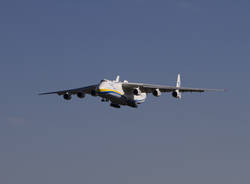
[99,79,109,90]
[100,79,108,83]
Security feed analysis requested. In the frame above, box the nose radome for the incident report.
[97,84,102,91]
[98,82,105,90]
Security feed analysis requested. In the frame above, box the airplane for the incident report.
[39,74,225,108]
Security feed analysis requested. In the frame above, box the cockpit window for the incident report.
[100,79,107,83]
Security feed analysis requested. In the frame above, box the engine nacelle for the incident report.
[91,90,97,96]
[77,92,85,99]
[133,88,141,95]
[172,90,181,99]
[63,93,72,100]
[152,89,161,97]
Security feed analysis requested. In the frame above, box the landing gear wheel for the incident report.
[110,103,121,108]
[101,98,109,102]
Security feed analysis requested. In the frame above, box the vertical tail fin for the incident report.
[176,73,181,87]
[115,75,120,82]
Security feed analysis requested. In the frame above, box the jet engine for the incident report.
[63,93,72,100]
[152,89,161,97]
[172,90,182,99]
[77,92,85,98]
[133,88,141,95]
[91,90,97,96]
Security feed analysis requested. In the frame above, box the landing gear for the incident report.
[110,103,121,108]
[127,100,138,108]
[101,98,109,102]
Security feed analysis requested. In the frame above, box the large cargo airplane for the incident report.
[39,74,225,108]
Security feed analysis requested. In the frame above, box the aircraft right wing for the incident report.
[39,84,98,96]
[122,82,225,93]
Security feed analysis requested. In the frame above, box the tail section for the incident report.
[115,75,120,82]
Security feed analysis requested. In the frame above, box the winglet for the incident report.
[175,73,182,99]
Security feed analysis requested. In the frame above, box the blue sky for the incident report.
[0,0,249,183]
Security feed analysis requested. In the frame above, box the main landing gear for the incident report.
[101,98,109,102]
[110,103,121,108]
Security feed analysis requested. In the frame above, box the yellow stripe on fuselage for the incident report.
[98,89,123,95]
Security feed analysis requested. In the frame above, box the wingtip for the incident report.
[216,89,227,92]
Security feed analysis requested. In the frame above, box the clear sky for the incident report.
[0,0,249,183]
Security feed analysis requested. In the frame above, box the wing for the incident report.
[122,82,225,93]
[39,84,98,96]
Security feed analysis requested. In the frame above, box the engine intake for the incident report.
[172,90,181,99]
[133,88,141,95]
[77,92,85,98]
[153,89,161,97]
[91,90,97,96]
[63,93,72,100]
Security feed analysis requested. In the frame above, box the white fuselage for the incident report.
[97,79,146,107]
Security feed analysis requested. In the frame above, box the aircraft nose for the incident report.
[97,84,101,91]
[98,80,107,91]
[98,83,104,91]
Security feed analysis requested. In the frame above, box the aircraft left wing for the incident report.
[39,84,98,96]
[122,82,225,93]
